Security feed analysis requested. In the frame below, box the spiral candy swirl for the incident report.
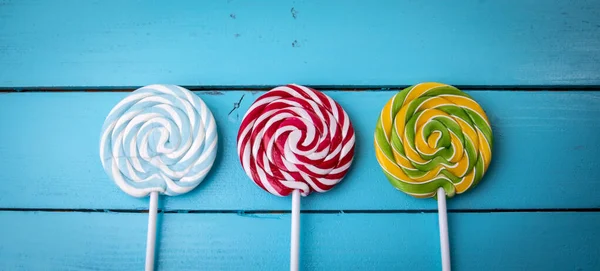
[100,84,218,197]
[237,84,355,197]
[374,83,493,198]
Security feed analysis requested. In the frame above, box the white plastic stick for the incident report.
[145,191,159,271]
[437,187,451,271]
[290,189,301,271]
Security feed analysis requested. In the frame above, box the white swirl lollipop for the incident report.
[99,84,218,270]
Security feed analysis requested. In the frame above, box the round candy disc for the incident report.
[374,82,493,198]
[100,84,218,197]
[237,84,356,196]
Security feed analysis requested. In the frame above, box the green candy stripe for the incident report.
[373,83,493,198]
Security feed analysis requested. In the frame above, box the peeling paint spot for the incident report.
[291,7,298,19]
[230,13,236,19]
[228,94,245,118]
[234,33,241,38]
[292,40,299,47]
[237,211,281,220]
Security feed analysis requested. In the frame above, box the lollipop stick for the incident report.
[437,187,451,271]
[290,189,300,271]
[145,191,159,271]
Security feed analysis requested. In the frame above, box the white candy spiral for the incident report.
[100,84,218,197]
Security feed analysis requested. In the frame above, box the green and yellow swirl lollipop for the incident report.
[374,82,493,271]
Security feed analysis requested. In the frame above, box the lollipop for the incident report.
[238,84,355,271]
[374,82,492,271]
[100,84,218,271]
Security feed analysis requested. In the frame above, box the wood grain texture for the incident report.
[1,1,599,270]
[1,90,598,210]
[1,0,600,87]
[0,211,598,270]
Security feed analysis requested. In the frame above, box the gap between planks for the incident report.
[2,85,600,92]
[1,208,600,214]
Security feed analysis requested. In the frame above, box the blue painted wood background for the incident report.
[1,0,599,270]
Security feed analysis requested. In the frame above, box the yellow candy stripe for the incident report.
[373,83,493,198]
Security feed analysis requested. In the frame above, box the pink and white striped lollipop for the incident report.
[237,84,355,270]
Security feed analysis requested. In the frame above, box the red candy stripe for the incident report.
[237,84,356,196]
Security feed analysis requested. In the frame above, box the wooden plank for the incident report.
[1,0,600,87]
[0,211,598,270]
[1,90,598,210]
